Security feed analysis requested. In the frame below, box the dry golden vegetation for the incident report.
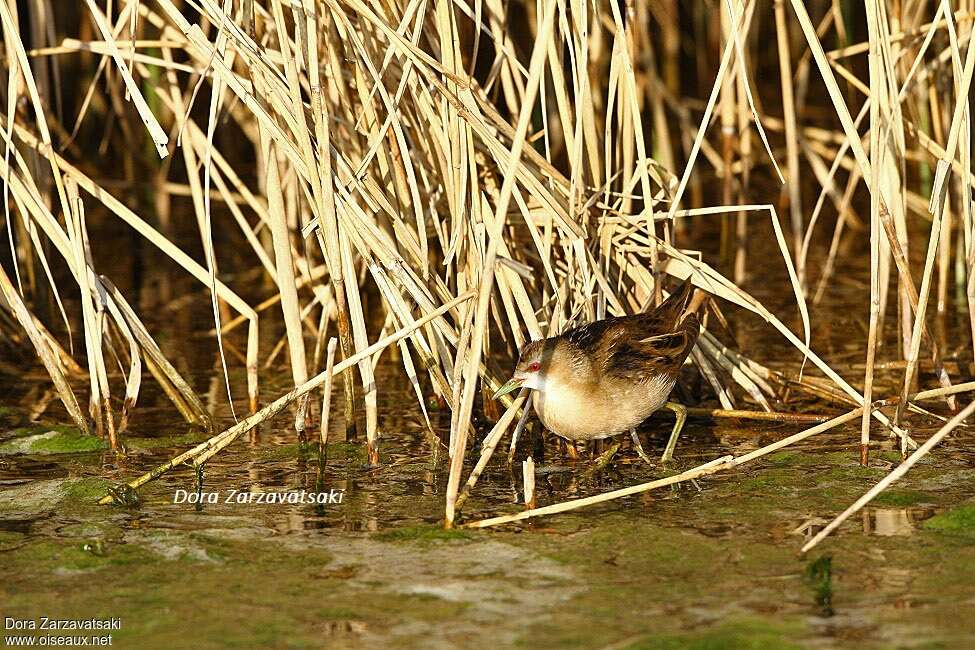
[1,0,975,543]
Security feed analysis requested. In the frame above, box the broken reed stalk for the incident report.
[97,292,474,505]
[464,407,865,528]
[523,457,536,509]
[911,380,975,402]
[466,455,735,529]
[683,407,830,424]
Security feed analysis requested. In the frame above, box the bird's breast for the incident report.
[533,375,676,441]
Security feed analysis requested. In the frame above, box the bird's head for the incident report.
[492,339,550,399]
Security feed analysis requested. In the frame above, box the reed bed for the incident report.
[2,0,975,545]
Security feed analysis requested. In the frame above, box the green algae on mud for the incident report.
[923,503,975,536]
[3,537,159,573]
[0,425,105,455]
[1,535,350,649]
[122,429,212,452]
[872,489,933,507]
[0,528,560,648]
[0,530,27,550]
[62,477,117,504]
[503,505,975,647]
[503,514,817,647]
[375,525,472,543]
[260,440,369,463]
[0,477,115,516]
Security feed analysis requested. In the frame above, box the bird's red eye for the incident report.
[528,361,541,372]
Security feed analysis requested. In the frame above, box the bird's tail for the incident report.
[655,275,711,319]
[651,275,695,318]
[643,276,704,371]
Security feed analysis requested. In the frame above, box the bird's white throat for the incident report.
[521,373,547,391]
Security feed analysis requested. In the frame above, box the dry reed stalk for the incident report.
[773,0,803,270]
[453,390,528,513]
[465,407,864,528]
[65,178,115,448]
[82,0,168,158]
[98,291,474,504]
[444,0,558,528]
[465,454,735,528]
[102,293,141,435]
[910,380,975,402]
[523,456,536,509]
[264,136,310,433]
[298,5,360,444]
[339,233,378,461]
[682,408,830,424]
[861,0,885,466]
[320,338,337,449]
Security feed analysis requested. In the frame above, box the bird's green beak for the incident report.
[492,377,524,400]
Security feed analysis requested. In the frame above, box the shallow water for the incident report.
[4,222,975,648]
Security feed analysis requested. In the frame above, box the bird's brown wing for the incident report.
[558,276,701,383]
[556,316,630,379]
[603,314,700,384]
[559,277,696,352]
[560,315,629,357]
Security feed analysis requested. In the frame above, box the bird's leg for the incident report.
[564,439,579,461]
[660,401,687,463]
[586,442,621,475]
[630,430,654,464]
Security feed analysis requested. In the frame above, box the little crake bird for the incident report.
[493,277,703,463]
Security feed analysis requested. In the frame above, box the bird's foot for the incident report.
[630,430,654,464]
[586,442,621,475]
